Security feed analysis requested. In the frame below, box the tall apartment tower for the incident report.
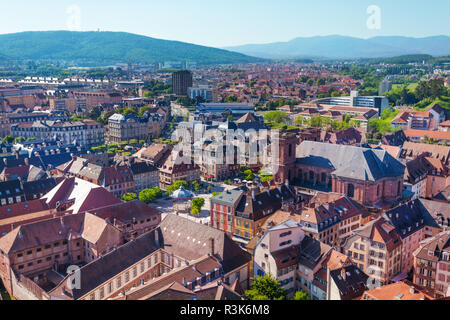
[172,70,193,97]
[379,79,392,95]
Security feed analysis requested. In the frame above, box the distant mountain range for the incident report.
[0,31,262,65]
[224,35,450,59]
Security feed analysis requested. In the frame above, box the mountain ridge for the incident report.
[224,35,450,59]
[0,30,263,65]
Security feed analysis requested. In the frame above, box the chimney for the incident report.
[11,223,14,231]
[24,158,29,166]
[252,190,256,200]
[209,238,215,256]
[341,268,346,280]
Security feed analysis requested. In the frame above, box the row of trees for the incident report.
[295,115,360,131]
[1,136,35,144]
[122,186,164,204]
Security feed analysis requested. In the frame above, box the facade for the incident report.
[315,91,389,113]
[253,220,305,297]
[413,231,450,297]
[188,85,217,102]
[129,160,159,192]
[107,113,164,143]
[172,70,193,97]
[158,151,200,190]
[196,103,255,117]
[383,200,427,274]
[11,120,104,147]
[379,80,392,96]
[46,214,251,300]
[343,217,403,285]
[391,111,434,130]
[210,184,297,243]
[294,141,405,207]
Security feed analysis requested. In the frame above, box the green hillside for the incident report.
[0,31,262,65]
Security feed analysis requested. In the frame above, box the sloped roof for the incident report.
[296,141,405,181]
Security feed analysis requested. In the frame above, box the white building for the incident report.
[253,219,305,297]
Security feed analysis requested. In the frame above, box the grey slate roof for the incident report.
[296,141,405,182]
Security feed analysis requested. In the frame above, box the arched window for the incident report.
[288,144,292,157]
[298,169,303,180]
[309,171,314,181]
[321,172,326,183]
[377,185,380,196]
[397,181,401,196]
[347,184,355,198]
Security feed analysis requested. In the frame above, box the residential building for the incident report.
[343,217,403,285]
[172,70,193,97]
[404,129,450,144]
[107,113,163,143]
[253,219,305,297]
[11,120,105,148]
[413,231,450,297]
[383,200,427,274]
[158,150,200,190]
[327,265,369,300]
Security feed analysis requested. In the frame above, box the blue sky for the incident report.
[0,0,448,47]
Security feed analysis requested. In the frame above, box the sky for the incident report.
[0,0,448,47]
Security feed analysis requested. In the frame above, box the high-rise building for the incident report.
[172,70,193,96]
[379,80,392,95]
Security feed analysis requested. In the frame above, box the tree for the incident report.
[191,197,205,209]
[166,180,189,194]
[212,192,221,197]
[294,115,304,126]
[122,192,137,202]
[192,180,201,192]
[244,169,255,181]
[245,275,286,300]
[13,136,25,143]
[260,175,273,182]
[263,111,290,124]
[2,136,14,144]
[138,187,162,204]
[224,94,240,103]
[293,290,310,300]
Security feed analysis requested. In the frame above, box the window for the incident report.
[347,184,355,198]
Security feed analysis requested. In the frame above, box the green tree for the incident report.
[245,275,286,300]
[2,136,14,144]
[122,192,137,202]
[13,136,25,143]
[138,187,163,204]
[293,290,310,300]
[260,175,273,182]
[263,111,290,124]
[166,180,189,194]
[244,169,255,181]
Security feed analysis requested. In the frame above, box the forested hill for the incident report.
[0,31,262,65]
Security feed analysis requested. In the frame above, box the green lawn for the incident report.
[392,82,418,91]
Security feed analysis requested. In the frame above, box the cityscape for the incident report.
[0,0,449,310]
